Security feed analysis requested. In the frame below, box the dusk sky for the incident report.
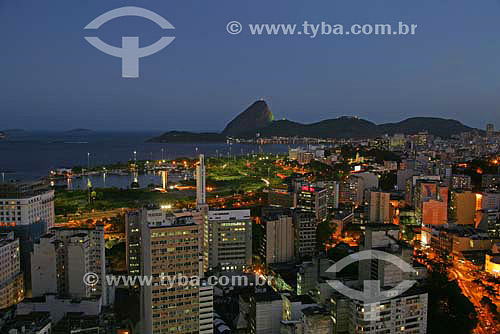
[2,0,500,131]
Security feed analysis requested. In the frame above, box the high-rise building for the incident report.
[451,174,472,190]
[482,174,500,190]
[196,154,207,208]
[294,185,327,221]
[397,169,417,193]
[359,225,414,286]
[368,191,391,224]
[0,181,54,229]
[125,210,142,276]
[349,293,428,334]
[356,172,379,192]
[207,210,252,271]
[421,199,448,226]
[414,181,448,225]
[355,225,428,333]
[199,281,214,334]
[315,181,340,209]
[480,192,500,210]
[340,175,364,206]
[140,213,201,334]
[127,205,209,279]
[389,133,406,151]
[293,211,317,259]
[296,257,335,296]
[486,123,495,137]
[0,232,24,309]
[449,191,479,225]
[476,209,500,239]
[282,293,318,321]
[30,225,106,302]
[127,206,207,276]
[405,175,440,206]
[249,286,283,334]
[0,181,54,296]
[325,292,350,334]
[263,215,294,265]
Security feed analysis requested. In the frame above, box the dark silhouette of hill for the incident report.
[251,117,383,138]
[149,101,480,142]
[378,117,476,137]
[222,100,274,136]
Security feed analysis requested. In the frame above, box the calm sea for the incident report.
[0,131,289,186]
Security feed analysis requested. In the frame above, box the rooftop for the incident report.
[4,312,51,332]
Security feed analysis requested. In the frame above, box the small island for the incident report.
[148,131,227,143]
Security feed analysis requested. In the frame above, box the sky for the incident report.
[1,0,500,131]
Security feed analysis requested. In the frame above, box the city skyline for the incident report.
[2,1,500,333]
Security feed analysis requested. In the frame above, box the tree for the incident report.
[316,220,334,251]
[427,268,478,334]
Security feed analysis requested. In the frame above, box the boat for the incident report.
[0,132,6,140]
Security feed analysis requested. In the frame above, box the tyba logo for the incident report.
[84,7,175,78]
[326,250,417,303]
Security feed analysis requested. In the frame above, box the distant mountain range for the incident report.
[149,100,481,143]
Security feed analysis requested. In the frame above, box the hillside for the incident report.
[149,100,481,142]
[222,100,274,136]
[378,117,477,137]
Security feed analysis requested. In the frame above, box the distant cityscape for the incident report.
[0,116,499,334]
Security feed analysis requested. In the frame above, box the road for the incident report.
[449,262,500,334]
[417,249,500,334]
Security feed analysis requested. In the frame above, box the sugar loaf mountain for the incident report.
[149,100,479,143]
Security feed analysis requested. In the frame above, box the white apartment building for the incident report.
[208,210,252,271]
[199,281,214,334]
[30,226,106,302]
[251,287,283,334]
[349,293,428,334]
[265,215,294,265]
[354,225,428,333]
[0,182,55,297]
[140,213,202,334]
[0,183,54,229]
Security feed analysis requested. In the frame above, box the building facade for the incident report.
[0,181,54,296]
[264,215,294,265]
[141,214,201,334]
[294,185,328,222]
[0,232,24,310]
[368,191,391,224]
[31,226,106,302]
[293,211,317,259]
[207,210,252,271]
